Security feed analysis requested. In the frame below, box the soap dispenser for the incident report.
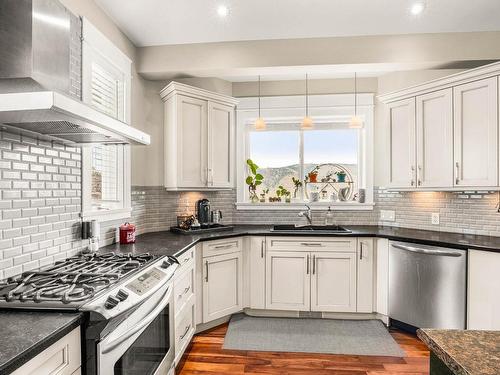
[325,206,334,225]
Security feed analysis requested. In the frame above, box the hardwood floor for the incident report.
[176,323,430,375]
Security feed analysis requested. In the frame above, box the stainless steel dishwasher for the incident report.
[389,241,467,330]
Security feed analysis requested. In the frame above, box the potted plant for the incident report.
[308,167,319,183]
[259,188,269,203]
[336,170,347,183]
[292,177,303,199]
[276,186,291,203]
[245,159,263,203]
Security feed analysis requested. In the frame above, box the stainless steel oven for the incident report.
[97,279,175,375]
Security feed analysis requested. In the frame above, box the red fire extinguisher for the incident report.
[119,222,136,244]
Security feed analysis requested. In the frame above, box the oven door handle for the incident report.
[102,285,172,354]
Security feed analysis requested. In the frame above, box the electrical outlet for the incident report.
[431,213,440,225]
[380,210,395,222]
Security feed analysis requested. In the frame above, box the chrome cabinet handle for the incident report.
[392,243,463,257]
[180,324,191,340]
[360,242,364,260]
[178,286,190,299]
[261,240,265,258]
[417,166,422,186]
[312,255,316,274]
[214,244,234,249]
[455,162,460,185]
[306,254,310,274]
[301,242,323,247]
[205,260,209,282]
[411,165,415,186]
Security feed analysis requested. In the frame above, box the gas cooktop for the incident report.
[0,252,165,309]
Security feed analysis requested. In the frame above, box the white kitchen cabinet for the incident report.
[161,82,238,190]
[265,251,310,311]
[375,238,389,317]
[356,238,374,313]
[12,327,81,375]
[387,98,416,188]
[202,251,243,322]
[310,251,357,312]
[248,236,266,309]
[416,89,454,188]
[453,77,498,187]
[467,250,500,330]
[208,102,234,188]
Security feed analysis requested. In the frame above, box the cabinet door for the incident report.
[375,238,389,316]
[208,102,234,188]
[248,236,266,309]
[266,251,310,311]
[416,89,453,188]
[453,77,498,187]
[357,239,374,313]
[468,250,500,330]
[202,252,243,323]
[310,252,357,312]
[177,95,208,188]
[388,98,416,188]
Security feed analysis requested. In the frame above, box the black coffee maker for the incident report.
[196,199,211,228]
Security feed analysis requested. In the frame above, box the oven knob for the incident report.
[161,260,171,268]
[105,295,120,309]
[116,289,129,301]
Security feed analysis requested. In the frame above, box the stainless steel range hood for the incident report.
[0,0,150,145]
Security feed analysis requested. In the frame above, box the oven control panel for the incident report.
[126,267,166,296]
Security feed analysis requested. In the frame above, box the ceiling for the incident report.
[96,0,500,47]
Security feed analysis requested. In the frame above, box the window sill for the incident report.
[81,208,132,222]
[235,202,374,211]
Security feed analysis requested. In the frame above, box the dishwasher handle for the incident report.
[392,243,463,257]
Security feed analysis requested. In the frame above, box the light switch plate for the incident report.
[380,210,395,222]
[431,213,440,225]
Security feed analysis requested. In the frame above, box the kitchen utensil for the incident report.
[196,199,211,227]
[211,210,223,224]
[119,222,136,244]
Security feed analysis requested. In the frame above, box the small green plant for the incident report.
[259,188,269,202]
[336,170,347,182]
[246,159,263,202]
[276,185,291,202]
[292,177,303,198]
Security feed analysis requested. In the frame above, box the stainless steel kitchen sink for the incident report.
[271,224,351,233]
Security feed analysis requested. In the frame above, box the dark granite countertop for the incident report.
[100,225,500,257]
[418,329,500,375]
[0,310,83,375]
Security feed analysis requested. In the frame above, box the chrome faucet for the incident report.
[298,204,312,225]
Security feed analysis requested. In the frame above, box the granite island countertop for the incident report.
[418,329,500,375]
[100,225,500,257]
[0,310,83,375]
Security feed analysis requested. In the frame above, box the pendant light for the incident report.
[301,73,313,130]
[349,72,363,129]
[254,76,266,130]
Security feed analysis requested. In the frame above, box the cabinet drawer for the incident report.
[202,237,242,258]
[175,302,195,359]
[12,327,80,375]
[174,264,195,316]
[266,237,356,253]
[176,247,195,273]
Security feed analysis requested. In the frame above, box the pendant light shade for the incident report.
[349,72,364,129]
[301,73,313,130]
[254,76,266,130]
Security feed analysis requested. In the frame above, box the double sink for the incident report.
[271,224,351,234]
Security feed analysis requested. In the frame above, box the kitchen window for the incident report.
[81,18,132,221]
[236,94,374,210]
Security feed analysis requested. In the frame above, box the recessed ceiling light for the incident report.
[410,1,425,15]
[217,5,229,17]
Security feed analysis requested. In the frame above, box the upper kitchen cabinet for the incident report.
[453,78,498,187]
[387,98,416,188]
[160,82,238,190]
[380,62,500,191]
[416,89,454,188]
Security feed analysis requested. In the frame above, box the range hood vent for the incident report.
[0,91,150,145]
[0,0,150,145]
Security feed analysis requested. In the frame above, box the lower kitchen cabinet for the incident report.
[202,251,243,322]
[248,236,266,309]
[12,327,81,375]
[467,249,500,330]
[266,250,310,311]
[357,238,374,313]
[311,251,357,312]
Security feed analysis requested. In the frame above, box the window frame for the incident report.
[235,93,374,210]
[81,18,132,221]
